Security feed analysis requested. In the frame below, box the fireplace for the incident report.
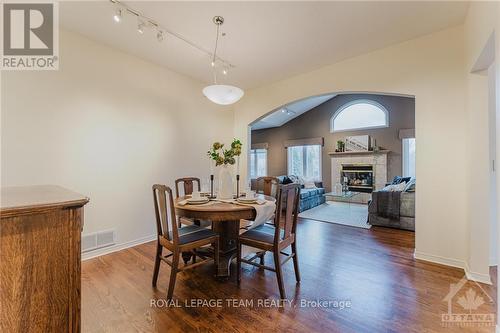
[341,164,374,193]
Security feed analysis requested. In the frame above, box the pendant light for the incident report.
[202,16,244,105]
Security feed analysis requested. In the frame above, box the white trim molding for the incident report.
[82,234,156,261]
[330,99,389,133]
[414,250,466,269]
[251,142,268,150]
[465,269,493,285]
[284,137,324,148]
[414,250,492,285]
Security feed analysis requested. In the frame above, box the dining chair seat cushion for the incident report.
[169,225,217,245]
[239,224,283,245]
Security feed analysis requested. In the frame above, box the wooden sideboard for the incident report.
[0,185,89,333]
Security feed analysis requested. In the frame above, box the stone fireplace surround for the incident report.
[329,151,389,204]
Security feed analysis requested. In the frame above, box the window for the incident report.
[331,100,389,132]
[249,149,267,178]
[402,138,416,178]
[287,145,321,180]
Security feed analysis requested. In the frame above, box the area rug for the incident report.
[298,201,371,229]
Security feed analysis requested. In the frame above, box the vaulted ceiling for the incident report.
[60,1,469,89]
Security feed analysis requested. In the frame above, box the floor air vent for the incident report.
[82,230,116,253]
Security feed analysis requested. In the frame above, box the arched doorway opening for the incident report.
[247,91,416,235]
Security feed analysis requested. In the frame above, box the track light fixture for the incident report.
[157,30,164,42]
[137,21,145,34]
[113,8,122,23]
[109,0,237,86]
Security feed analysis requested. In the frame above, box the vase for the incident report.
[217,164,234,199]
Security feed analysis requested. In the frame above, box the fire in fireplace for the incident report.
[341,164,374,193]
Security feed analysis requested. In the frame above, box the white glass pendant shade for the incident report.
[202,84,244,105]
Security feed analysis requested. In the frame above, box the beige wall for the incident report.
[464,1,499,284]
[251,93,415,191]
[235,26,470,275]
[1,29,234,258]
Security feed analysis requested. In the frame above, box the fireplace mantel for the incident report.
[328,150,390,156]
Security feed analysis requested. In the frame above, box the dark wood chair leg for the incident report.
[167,251,179,300]
[236,242,242,284]
[213,238,220,275]
[259,252,265,266]
[291,242,300,283]
[273,250,286,299]
[152,241,162,287]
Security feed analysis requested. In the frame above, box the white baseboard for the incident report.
[413,250,492,285]
[414,250,466,269]
[82,234,156,261]
[465,269,492,285]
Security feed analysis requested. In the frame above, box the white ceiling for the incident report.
[60,1,469,89]
[251,94,336,130]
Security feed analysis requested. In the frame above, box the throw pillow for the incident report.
[277,176,286,184]
[282,176,294,185]
[304,181,317,189]
[391,176,402,184]
[400,177,411,184]
[404,178,416,192]
[380,184,393,192]
[394,181,407,192]
[380,182,407,192]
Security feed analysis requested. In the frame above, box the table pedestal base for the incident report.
[213,219,240,278]
[181,219,240,278]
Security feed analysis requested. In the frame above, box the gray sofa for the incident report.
[368,191,415,231]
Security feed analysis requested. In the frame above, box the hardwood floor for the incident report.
[82,219,497,332]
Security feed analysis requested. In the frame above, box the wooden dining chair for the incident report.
[248,176,280,230]
[152,184,219,300]
[237,183,301,299]
[253,176,280,198]
[175,177,201,198]
[174,177,210,228]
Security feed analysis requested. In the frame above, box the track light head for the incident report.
[211,61,215,67]
[222,68,228,75]
[157,30,164,42]
[113,8,122,23]
[137,21,145,34]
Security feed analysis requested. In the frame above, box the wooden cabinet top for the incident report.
[1,185,89,217]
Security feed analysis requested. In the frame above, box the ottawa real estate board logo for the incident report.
[441,276,495,328]
[1,1,59,70]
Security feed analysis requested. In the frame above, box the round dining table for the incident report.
[174,194,275,278]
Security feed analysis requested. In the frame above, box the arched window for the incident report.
[330,100,389,132]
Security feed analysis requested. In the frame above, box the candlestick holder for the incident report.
[210,174,215,199]
[236,174,240,198]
